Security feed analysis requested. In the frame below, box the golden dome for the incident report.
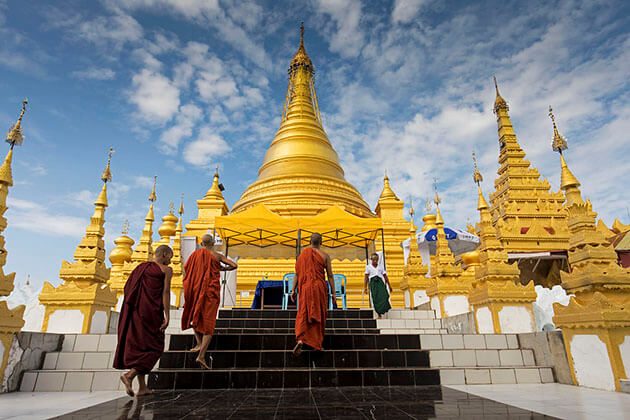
[158,205,178,238]
[421,214,437,232]
[461,250,480,267]
[109,234,134,265]
[231,25,372,217]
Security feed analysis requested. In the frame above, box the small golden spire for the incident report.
[148,176,157,202]
[433,178,441,207]
[549,106,568,153]
[472,150,483,186]
[379,171,399,201]
[6,99,28,148]
[409,199,415,218]
[101,147,114,183]
[178,193,184,215]
[493,76,508,113]
[169,201,175,214]
[424,198,432,214]
[122,220,129,235]
[290,21,313,71]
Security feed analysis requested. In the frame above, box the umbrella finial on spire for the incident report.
[472,150,483,186]
[179,193,184,216]
[148,176,157,202]
[433,178,441,207]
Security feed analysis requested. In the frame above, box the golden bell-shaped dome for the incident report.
[109,234,134,265]
[231,25,372,217]
[421,214,437,232]
[461,250,480,267]
[158,207,178,239]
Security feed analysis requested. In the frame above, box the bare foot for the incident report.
[136,388,154,397]
[187,346,201,353]
[196,357,211,369]
[292,341,303,357]
[120,374,134,397]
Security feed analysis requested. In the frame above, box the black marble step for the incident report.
[168,333,420,351]
[215,318,377,329]
[160,349,430,369]
[212,328,379,335]
[218,309,374,319]
[149,367,441,389]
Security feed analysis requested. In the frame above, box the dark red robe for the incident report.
[295,248,328,350]
[181,248,222,335]
[113,261,165,374]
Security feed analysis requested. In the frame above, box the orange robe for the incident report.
[295,247,328,350]
[181,249,222,335]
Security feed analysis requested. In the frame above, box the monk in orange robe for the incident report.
[181,234,237,368]
[115,245,173,397]
[291,233,336,355]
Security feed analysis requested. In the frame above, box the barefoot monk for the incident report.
[181,234,237,368]
[291,233,336,356]
[114,245,173,397]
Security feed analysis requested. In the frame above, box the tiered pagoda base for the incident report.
[149,308,440,389]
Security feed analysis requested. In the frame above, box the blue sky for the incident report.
[1,0,628,292]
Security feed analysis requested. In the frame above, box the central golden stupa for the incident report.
[231,25,372,218]
[185,25,409,308]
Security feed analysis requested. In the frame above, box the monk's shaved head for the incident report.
[201,234,215,247]
[310,233,322,247]
[155,244,173,257]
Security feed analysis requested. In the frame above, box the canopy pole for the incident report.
[296,229,302,258]
[221,238,230,308]
[380,228,387,271]
[364,241,369,263]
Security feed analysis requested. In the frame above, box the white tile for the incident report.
[452,350,476,367]
[419,319,434,329]
[34,372,66,391]
[63,372,94,391]
[465,368,491,384]
[405,319,421,328]
[43,353,59,370]
[439,369,465,385]
[499,350,524,366]
[376,319,391,329]
[485,334,508,349]
[430,350,454,367]
[83,352,111,369]
[540,368,554,383]
[61,335,76,352]
[515,368,541,384]
[463,335,486,349]
[92,371,121,391]
[391,319,406,328]
[490,369,516,384]
[381,329,397,334]
[433,320,442,329]
[475,350,500,366]
[56,352,85,370]
[522,349,536,366]
[74,335,100,352]
[420,335,442,349]
[442,335,464,349]
[506,334,519,349]
[20,372,37,391]
[98,335,118,352]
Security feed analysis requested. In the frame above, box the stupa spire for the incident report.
[231,24,371,217]
[131,177,157,262]
[488,78,568,256]
[549,106,581,205]
[379,172,400,202]
[170,193,185,307]
[472,151,489,212]
[5,98,27,149]
[108,220,135,301]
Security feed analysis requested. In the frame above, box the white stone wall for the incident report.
[89,311,108,334]
[475,306,494,333]
[443,295,469,317]
[619,336,630,380]
[570,334,615,391]
[430,296,441,318]
[413,290,429,308]
[499,306,535,333]
[47,310,84,333]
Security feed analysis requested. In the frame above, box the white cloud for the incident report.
[391,0,428,24]
[71,67,116,80]
[68,190,97,207]
[159,103,203,154]
[129,68,180,123]
[7,197,86,238]
[314,0,365,58]
[132,175,156,189]
[76,11,143,50]
[183,126,231,167]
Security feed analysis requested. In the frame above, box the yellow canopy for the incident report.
[214,204,382,254]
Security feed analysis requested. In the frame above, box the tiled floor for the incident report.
[0,391,125,420]
[51,386,553,419]
[450,383,630,420]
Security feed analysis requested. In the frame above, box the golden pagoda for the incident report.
[170,196,185,308]
[40,148,117,333]
[186,168,228,239]
[119,179,158,283]
[489,78,569,286]
[156,202,178,248]
[426,190,473,318]
[468,153,537,333]
[107,221,134,307]
[186,25,409,308]
[400,202,430,309]
[0,100,27,377]
[549,107,630,391]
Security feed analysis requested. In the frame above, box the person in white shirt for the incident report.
[364,253,392,317]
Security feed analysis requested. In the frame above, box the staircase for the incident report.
[19,308,555,392]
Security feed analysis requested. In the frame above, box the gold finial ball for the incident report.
[159,212,178,238]
[110,234,134,264]
[461,249,480,267]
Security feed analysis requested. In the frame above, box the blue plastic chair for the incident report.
[282,273,296,310]
[329,274,347,310]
